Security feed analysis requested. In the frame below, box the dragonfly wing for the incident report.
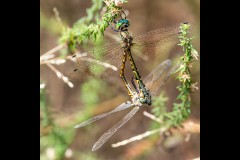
[144,60,182,96]
[133,24,180,41]
[144,59,172,86]
[92,106,140,151]
[69,42,124,81]
[74,101,134,128]
[131,24,180,60]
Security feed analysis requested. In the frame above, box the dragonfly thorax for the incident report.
[139,90,151,105]
[121,35,133,50]
[132,91,143,107]
[131,89,151,107]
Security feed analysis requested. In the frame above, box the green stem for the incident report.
[152,22,198,129]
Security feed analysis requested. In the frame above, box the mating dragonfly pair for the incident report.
[71,11,184,151]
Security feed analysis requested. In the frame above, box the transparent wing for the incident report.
[144,60,182,96]
[132,24,180,60]
[74,101,134,128]
[144,59,172,86]
[92,106,139,151]
[69,42,124,81]
[69,24,181,81]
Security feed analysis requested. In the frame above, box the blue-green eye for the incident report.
[122,19,130,26]
[116,19,130,29]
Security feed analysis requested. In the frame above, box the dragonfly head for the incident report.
[116,19,130,31]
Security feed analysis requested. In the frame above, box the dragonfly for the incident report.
[71,11,182,106]
[74,59,181,151]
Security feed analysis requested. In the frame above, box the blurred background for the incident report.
[40,0,200,160]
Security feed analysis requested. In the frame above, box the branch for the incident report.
[40,44,66,60]
[46,63,74,88]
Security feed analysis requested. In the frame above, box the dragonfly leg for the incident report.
[120,52,134,97]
